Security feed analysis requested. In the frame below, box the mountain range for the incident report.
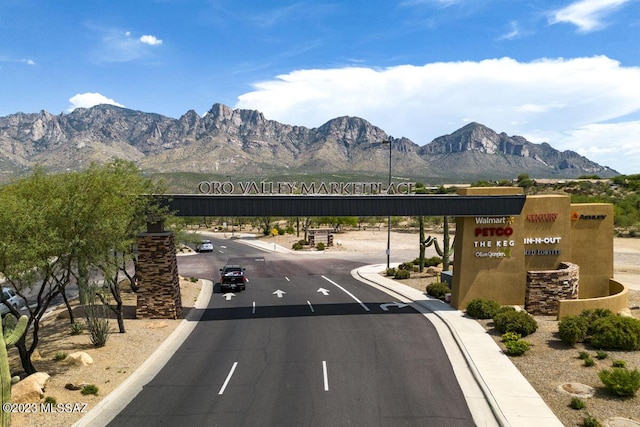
[0,103,618,186]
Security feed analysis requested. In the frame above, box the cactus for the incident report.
[1,315,28,427]
[423,216,455,271]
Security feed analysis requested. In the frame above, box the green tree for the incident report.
[0,161,165,374]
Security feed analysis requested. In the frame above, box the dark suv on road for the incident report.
[219,265,247,292]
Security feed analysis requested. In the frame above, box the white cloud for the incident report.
[498,21,522,40]
[549,0,632,32]
[67,93,125,111]
[90,27,163,62]
[236,56,640,174]
[139,35,163,46]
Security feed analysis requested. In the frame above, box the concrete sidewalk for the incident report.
[354,263,563,427]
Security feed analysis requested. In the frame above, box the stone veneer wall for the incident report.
[136,231,183,319]
[525,262,579,315]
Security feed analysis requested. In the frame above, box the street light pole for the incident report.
[383,137,393,270]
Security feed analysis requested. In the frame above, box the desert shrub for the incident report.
[558,315,589,346]
[44,396,57,405]
[292,242,303,250]
[425,256,442,267]
[504,339,530,356]
[589,315,640,351]
[426,282,450,300]
[69,322,84,336]
[81,384,99,396]
[83,294,111,348]
[316,242,325,251]
[398,261,414,271]
[466,298,501,319]
[492,309,538,337]
[501,332,521,343]
[385,267,396,277]
[569,396,586,410]
[584,357,595,367]
[582,414,600,427]
[578,351,591,360]
[394,269,411,279]
[612,360,627,368]
[53,351,67,361]
[599,367,640,397]
[596,351,608,360]
[580,308,613,334]
[412,256,441,268]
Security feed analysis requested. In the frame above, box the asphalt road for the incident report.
[108,237,475,427]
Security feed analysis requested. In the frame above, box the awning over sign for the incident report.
[159,194,526,217]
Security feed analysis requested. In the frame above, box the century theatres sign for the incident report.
[197,180,419,195]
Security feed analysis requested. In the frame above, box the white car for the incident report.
[1,287,25,316]
[196,240,214,253]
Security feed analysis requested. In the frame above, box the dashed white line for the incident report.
[321,275,370,311]
[219,362,238,395]
[252,301,256,314]
[322,361,329,391]
[307,300,314,312]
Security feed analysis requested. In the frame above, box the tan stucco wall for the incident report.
[557,279,628,319]
[451,187,525,309]
[521,195,572,271]
[570,203,614,298]
[450,188,615,312]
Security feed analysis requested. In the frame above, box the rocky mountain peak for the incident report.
[0,103,619,183]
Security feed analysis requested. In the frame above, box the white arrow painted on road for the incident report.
[380,302,409,311]
[317,288,330,296]
[273,290,286,298]
[223,293,236,301]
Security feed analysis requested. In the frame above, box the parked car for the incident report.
[219,265,247,292]
[196,239,214,253]
[1,287,25,316]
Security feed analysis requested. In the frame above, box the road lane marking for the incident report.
[322,361,329,391]
[380,302,409,311]
[317,288,330,296]
[219,362,238,395]
[307,300,314,312]
[273,289,286,298]
[252,301,256,314]
[285,276,290,281]
[321,276,370,312]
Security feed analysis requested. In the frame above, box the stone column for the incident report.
[135,221,182,319]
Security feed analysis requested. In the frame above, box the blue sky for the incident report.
[1,0,639,174]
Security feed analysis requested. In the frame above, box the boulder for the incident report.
[11,372,50,403]
[66,351,94,366]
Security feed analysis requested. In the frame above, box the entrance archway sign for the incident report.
[162,194,527,217]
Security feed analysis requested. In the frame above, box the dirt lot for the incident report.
[7,278,202,427]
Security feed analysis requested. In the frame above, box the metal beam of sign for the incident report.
[159,194,526,217]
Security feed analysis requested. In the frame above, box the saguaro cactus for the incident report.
[1,315,28,427]
[424,216,455,271]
